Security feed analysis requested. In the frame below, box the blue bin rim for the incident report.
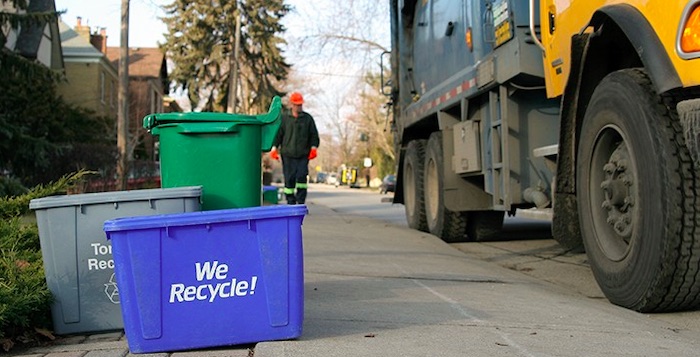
[103,204,308,234]
[29,186,202,210]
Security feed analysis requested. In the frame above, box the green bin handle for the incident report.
[260,96,282,151]
[258,96,282,124]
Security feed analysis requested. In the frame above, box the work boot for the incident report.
[296,188,307,205]
[286,194,297,205]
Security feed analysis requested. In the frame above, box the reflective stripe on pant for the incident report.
[294,182,308,204]
[282,156,309,204]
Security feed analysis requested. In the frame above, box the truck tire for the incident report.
[466,211,504,241]
[424,132,469,242]
[577,68,700,312]
[404,139,429,232]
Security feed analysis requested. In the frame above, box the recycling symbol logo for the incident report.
[104,273,119,304]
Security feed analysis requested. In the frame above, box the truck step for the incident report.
[533,145,558,158]
[515,207,553,221]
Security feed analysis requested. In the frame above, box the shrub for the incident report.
[0,176,28,198]
[0,218,52,344]
[0,171,89,351]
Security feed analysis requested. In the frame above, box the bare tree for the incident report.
[353,73,395,161]
[321,91,359,166]
[286,0,389,72]
[283,0,393,176]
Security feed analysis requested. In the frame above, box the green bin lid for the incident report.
[143,96,281,130]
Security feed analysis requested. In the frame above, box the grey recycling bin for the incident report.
[29,186,202,335]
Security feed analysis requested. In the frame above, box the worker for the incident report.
[270,92,320,205]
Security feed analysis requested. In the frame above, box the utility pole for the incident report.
[226,1,242,114]
[117,0,130,190]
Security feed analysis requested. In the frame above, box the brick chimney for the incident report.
[90,28,108,54]
[75,17,91,41]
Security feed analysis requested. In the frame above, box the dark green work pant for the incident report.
[282,156,309,204]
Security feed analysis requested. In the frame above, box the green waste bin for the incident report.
[144,97,281,210]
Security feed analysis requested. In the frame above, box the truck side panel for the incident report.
[393,0,560,211]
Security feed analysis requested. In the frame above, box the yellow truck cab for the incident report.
[388,0,700,312]
[540,1,700,97]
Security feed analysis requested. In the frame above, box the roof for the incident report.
[106,47,166,78]
[58,19,104,59]
[16,0,51,57]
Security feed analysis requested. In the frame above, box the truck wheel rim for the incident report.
[589,124,638,262]
[405,161,416,216]
[426,157,439,224]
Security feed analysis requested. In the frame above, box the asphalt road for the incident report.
[305,183,700,335]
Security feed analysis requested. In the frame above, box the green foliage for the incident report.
[0,218,52,342]
[0,176,28,198]
[0,64,63,181]
[0,52,116,187]
[1,171,92,218]
[0,172,87,348]
[161,0,290,113]
[0,10,60,34]
[1,1,111,188]
[239,0,290,111]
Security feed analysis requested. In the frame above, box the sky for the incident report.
[52,0,390,131]
[54,0,167,48]
[53,0,323,52]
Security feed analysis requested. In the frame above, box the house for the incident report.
[57,17,118,120]
[1,0,64,71]
[106,46,171,161]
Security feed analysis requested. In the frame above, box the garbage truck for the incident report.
[386,0,700,312]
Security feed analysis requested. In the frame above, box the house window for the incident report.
[100,72,105,104]
[150,88,156,113]
[111,80,116,108]
[151,88,162,113]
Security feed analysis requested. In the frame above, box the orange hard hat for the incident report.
[290,92,304,105]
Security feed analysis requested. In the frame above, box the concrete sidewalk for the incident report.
[9,202,700,356]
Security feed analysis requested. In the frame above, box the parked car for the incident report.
[315,172,328,183]
[326,173,338,186]
[379,174,396,194]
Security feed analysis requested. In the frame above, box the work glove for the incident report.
[270,147,280,161]
[308,147,318,160]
